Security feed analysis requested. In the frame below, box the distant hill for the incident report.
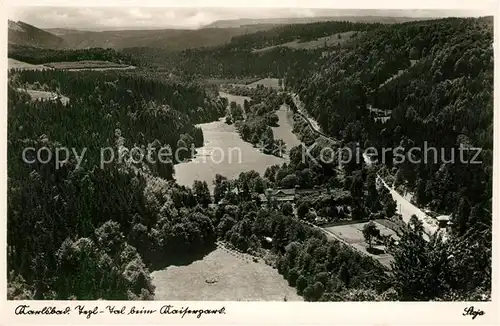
[8,19,276,51]
[46,17,427,51]
[9,15,432,52]
[8,20,66,48]
[55,25,276,50]
[203,16,430,28]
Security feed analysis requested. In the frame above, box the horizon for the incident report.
[8,7,489,31]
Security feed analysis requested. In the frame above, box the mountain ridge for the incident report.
[202,15,433,28]
[8,20,67,49]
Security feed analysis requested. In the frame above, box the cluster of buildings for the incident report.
[258,187,322,204]
[214,187,323,206]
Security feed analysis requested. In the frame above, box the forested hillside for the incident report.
[6,15,493,302]
[288,17,493,220]
[55,25,276,51]
[123,20,380,75]
[285,17,493,299]
[229,21,379,49]
[129,16,493,301]
[211,183,393,301]
[8,20,67,49]
[203,15,427,29]
[7,71,226,299]
[8,44,137,66]
[125,17,493,219]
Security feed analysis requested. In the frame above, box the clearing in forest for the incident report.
[8,58,51,71]
[253,31,363,53]
[151,247,303,301]
[44,60,136,71]
[323,221,398,268]
[16,88,70,106]
[246,78,281,89]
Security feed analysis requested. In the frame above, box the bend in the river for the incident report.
[174,91,300,191]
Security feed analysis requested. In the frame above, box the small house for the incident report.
[264,188,296,203]
[436,215,451,228]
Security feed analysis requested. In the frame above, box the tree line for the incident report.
[9,44,138,65]
[229,20,381,49]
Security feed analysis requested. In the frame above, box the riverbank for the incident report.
[174,118,286,191]
[175,90,300,191]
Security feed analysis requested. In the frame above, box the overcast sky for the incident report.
[8,7,490,30]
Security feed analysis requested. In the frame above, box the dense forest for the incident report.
[7,70,226,299]
[125,46,321,78]
[288,17,493,224]
[286,17,493,299]
[8,44,138,65]
[229,20,380,49]
[122,20,383,77]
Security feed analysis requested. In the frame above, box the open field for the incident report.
[44,60,136,71]
[8,58,51,71]
[205,77,262,85]
[227,78,281,90]
[253,31,362,53]
[246,78,281,89]
[151,245,302,301]
[379,60,419,89]
[323,221,398,268]
[17,88,70,106]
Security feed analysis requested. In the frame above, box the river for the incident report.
[174,91,300,190]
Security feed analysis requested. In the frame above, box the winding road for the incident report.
[289,93,338,141]
[287,91,444,242]
[376,176,434,242]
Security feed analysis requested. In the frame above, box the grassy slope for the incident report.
[253,31,363,52]
[151,246,303,301]
[8,58,51,71]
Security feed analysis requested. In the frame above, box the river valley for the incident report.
[174,91,300,190]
